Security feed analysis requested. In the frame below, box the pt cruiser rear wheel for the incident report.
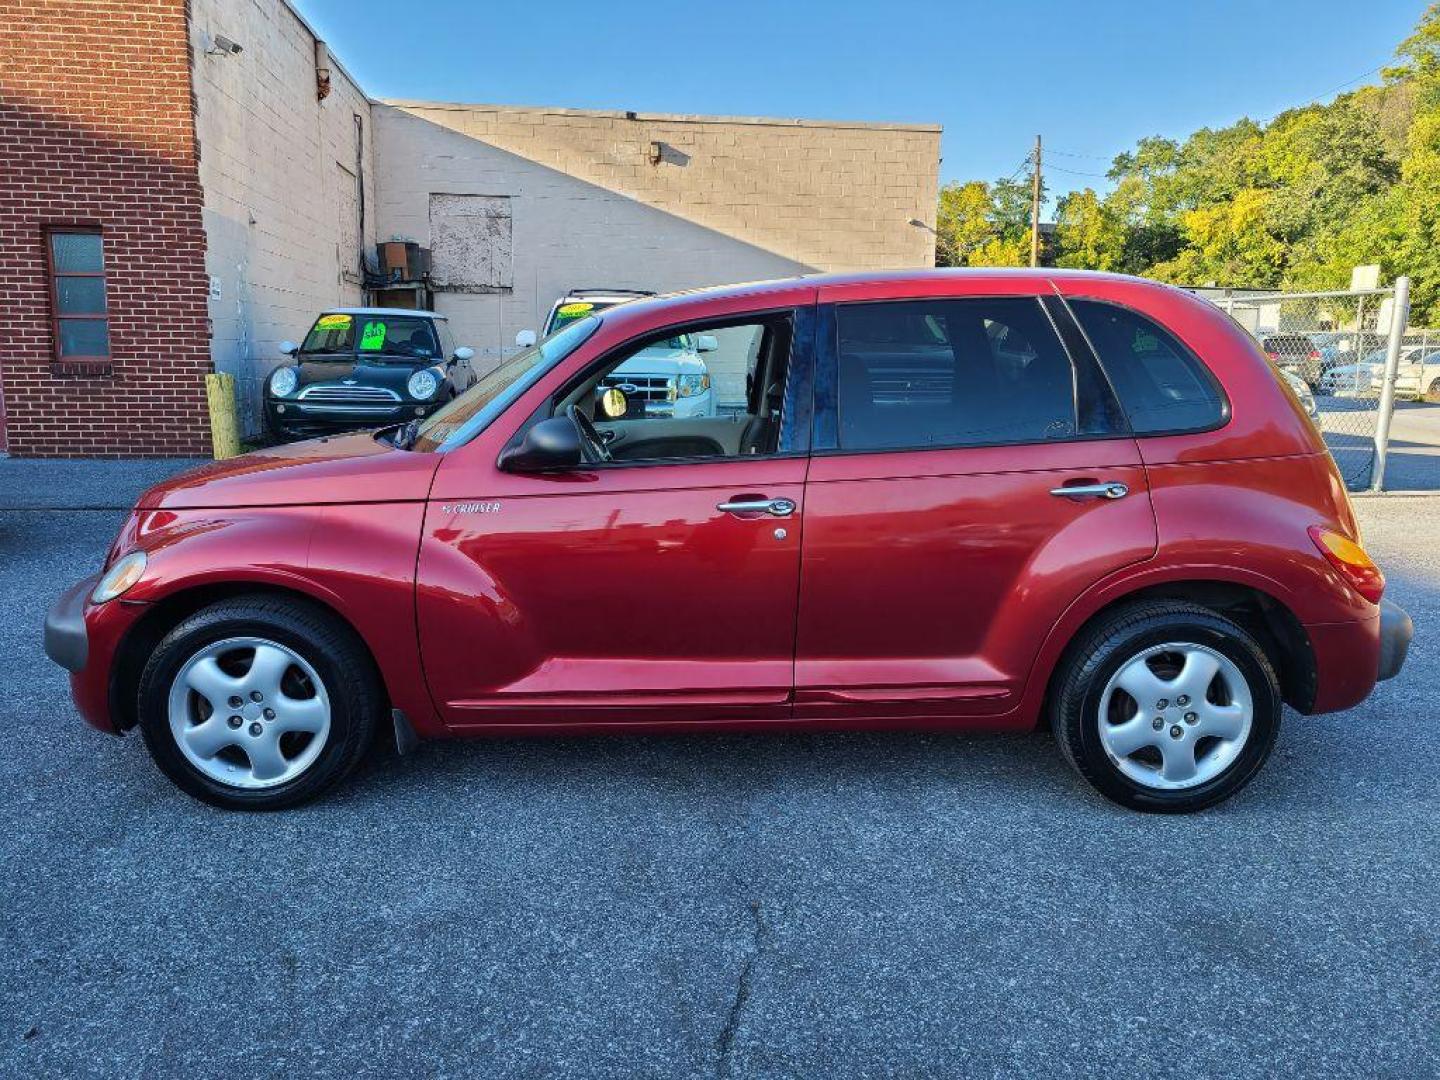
[137,596,382,810]
[1051,601,1281,812]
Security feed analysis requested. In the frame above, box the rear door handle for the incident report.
[717,497,796,517]
[1050,482,1129,500]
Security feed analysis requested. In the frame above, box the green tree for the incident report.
[933,173,1038,268]
[1053,188,1125,270]
[934,180,994,266]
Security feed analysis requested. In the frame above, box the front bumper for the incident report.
[265,397,442,437]
[43,573,97,673]
[1378,598,1413,682]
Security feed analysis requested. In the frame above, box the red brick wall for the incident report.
[0,0,211,456]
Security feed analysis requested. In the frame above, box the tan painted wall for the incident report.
[191,0,378,434]
[371,104,815,370]
[382,101,940,275]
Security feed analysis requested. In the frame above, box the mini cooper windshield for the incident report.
[408,316,601,452]
[301,313,440,361]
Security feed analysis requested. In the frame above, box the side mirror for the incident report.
[454,346,475,362]
[696,334,719,353]
[497,416,582,473]
[279,340,299,357]
[514,329,537,349]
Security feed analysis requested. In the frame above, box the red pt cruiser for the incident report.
[45,271,1412,812]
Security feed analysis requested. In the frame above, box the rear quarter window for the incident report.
[1070,300,1227,434]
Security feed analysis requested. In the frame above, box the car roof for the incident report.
[584,268,1189,328]
[323,307,448,320]
[559,288,656,300]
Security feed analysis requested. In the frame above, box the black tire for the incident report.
[1050,601,1281,813]
[136,595,383,810]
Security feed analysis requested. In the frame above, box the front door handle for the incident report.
[717,497,796,517]
[1050,481,1129,500]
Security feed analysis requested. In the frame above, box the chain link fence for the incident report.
[1201,281,1439,492]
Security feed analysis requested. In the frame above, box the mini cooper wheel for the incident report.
[1050,601,1281,812]
[137,596,382,809]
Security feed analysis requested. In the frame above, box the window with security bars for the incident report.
[46,229,111,362]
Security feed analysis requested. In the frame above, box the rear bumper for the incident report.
[1304,598,1412,713]
[1378,598,1413,682]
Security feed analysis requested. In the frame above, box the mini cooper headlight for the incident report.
[408,369,439,400]
[269,366,298,397]
[91,550,147,604]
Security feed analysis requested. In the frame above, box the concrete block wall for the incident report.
[371,104,814,369]
[191,0,377,434]
[384,101,941,276]
[0,0,212,456]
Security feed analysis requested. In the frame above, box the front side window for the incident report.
[833,297,1081,451]
[300,313,440,360]
[47,230,110,361]
[554,314,795,463]
[1070,300,1227,434]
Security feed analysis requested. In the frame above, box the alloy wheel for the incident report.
[1096,642,1253,791]
[166,636,331,790]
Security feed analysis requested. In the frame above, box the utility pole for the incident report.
[1029,134,1043,268]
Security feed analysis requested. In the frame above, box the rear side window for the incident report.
[1070,301,1227,434]
[833,297,1086,451]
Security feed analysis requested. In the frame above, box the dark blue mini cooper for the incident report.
[264,308,477,440]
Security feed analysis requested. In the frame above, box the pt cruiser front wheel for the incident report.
[1050,601,1282,812]
[136,596,382,810]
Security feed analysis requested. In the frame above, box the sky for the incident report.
[296,0,1424,203]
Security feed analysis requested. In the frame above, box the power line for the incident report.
[1000,155,1032,184]
[1047,163,1110,179]
[1047,147,1112,161]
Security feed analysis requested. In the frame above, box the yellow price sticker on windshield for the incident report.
[557,302,594,317]
[317,314,352,328]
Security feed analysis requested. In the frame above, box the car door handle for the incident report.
[717,497,796,517]
[1050,482,1129,500]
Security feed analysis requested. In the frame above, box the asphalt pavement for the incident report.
[0,460,1436,1078]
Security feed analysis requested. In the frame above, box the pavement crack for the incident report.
[714,900,767,1079]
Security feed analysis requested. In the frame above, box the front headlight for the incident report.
[91,550,146,604]
[408,369,439,400]
[676,373,710,398]
[269,366,298,397]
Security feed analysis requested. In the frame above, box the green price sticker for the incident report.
[359,321,387,350]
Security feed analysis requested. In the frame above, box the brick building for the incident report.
[1,0,212,456]
[0,0,940,455]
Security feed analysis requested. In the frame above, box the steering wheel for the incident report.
[566,403,612,464]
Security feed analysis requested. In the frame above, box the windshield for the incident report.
[300,313,440,361]
[410,316,601,452]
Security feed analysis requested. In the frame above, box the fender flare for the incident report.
[1015,560,1304,723]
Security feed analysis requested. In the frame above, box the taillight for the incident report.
[1308,526,1385,603]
